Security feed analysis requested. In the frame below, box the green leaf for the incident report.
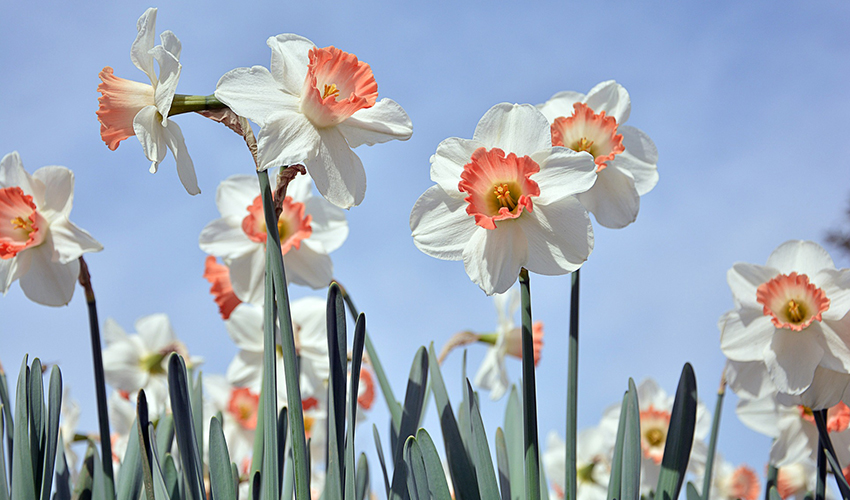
[427,344,479,500]
[260,222,280,500]
[281,448,294,500]
[655,364,697,500]
[0,405,9,500]
[345,314,367,500]
[404,437,429,500]
[504,386,523,500]
[116,416,143,500]
[277,406,287,494]
[390,347,429,500]
[28,358,44,493]
[356,453,370,500]
[137,391,156,500]
[495,428,510,500]
[622,378,642,500]
[209,417,236,500]
[92,444,106,500]
[769,486,782,500]
[39,366,61,500]
[72,442,95,500]
[465,382,499,500]
[53,435,71,500]
[230,463,239,500]
[12,357,35,500]
[155,414,175,466]
[191,372,204,471]
[373,424,390,498]
[162,454,178,500]
[607,393,629,500]
[0,368,13,437]
[686,481,701,500]
[325,283,347,500]
[416,429,452,500]
[166,355,205,500]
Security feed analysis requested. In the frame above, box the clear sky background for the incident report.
[2,0,849,493]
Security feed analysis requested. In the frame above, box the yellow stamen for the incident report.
[494,183,517,210]
[787,299,805,323]
[645,428,665,447]
[11,216,29,231]
[573,137,595,153]
[322,83,340,100]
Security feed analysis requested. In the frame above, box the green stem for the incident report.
[813,409,850,499]
[167,94,227,116]
[701,375,726,499]
[765,464,778,500]
[816,433,826,500]
[78,257,115,500]
[257,170,309,500]
[520,268,540,500]
[566,269,580,500]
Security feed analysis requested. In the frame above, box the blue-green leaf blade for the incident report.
[655,364,697,500]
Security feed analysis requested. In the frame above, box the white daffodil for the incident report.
[473,287,544,400]
[543,428,614,500]
[215,34,413,209]
[410,103,597,295]
[0,152,102,306]
[537,81,658,229]
[199,171,347,304]
[693,455,760,500]
[720,240,850,396]
[96,8,198,195]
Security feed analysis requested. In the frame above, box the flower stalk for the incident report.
[520,267,540,500]
[77,256,115,500]
[701,369,726,500]
[167,94,227,116]
[566,269,580,500]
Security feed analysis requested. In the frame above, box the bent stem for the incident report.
[77,256,115,500]
[566,269,580,500]
[520,268,540,500]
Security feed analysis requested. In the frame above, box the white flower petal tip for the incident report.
[720,240,850,397]
[215,35,412,209]
[410,104,595,295]
[537,81,658,229]
[97,10,198,195]
[0,152,102,306]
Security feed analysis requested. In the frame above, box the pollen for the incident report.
[322,83,340,100]
[645,428,665,447]
[571,138,595,154]
[494,183,517,210]
[786,299,805,324]
[11,216,30,231]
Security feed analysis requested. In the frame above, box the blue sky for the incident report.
[1,0,849,492]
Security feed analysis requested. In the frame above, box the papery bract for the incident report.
[0,152,102,306]
[409,103,597,295]
[214,34,413,209]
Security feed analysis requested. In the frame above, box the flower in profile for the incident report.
[473,287,544,400]
[199,171,348,304]
[0,152,102,306]
[410,103,597,295]
[720,240,850,395]
[96,8,199,195]
[537,81,659,229]
[215,34,413,209]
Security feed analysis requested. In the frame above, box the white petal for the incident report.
[770,419,817,467]
[225,304,264,351]
[267,34,314,95]
[136,313,175,350]
[32,166,73,219]
[310,127,366,209]
[291,297,328,353]
[727,263,778,309]
[151,44,181,122]
[103,339,148,392]
[48,217,102,264]
[226,350,263,391]
[519,197,593,275]
[0,152,39,199]
[159,30,181,60]
[229,247,266,305]
[473,103,552,156]
[815,319,850,371]
[131,8,157,84]
[617,126,658,196]
[0,250,30,294]
[777,366,850,410]
[257,112,320,170]
[429,137,483,195]
[215,67,300,128]
[102,317,128,346]
[198,217,257,259]
[18,243,78,306]
[583,81,631,123]
[724,360,776,400]
[337,99,413,148]
[283,244,333,289]
[473,348,509,401]
[765,329,823,394]
[816,268,850,320]
[536,91,585,123]
[766,240,835,276]
[719,311,775,362]
[463,221,527,295]
[132,105,167,171]
[735,393,784,438]
[410,185,476,261]
[529,147,597,206]
[303,197,348,253]
[215,175,259,219]
[161,120,199,195]
[576,165,640,229]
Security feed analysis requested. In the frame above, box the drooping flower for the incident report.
[0,152,102,306]
[96,8,199,195]
[537,81,659,229]
[473,287,545,400]
[199,171,348,304]
[214,34,413,209]
[720,240,850,396]
[410,103,597,295]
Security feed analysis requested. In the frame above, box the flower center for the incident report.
[639,405,671,464]
[301,46,378,128]
[228,387,259,430]
[550,102,625,172]
[0,187,47,260]
[458,147,540,230]
[241,195,313,254]
[756,272,830,331]
[727,466,760,500]
[577,461,597,484]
